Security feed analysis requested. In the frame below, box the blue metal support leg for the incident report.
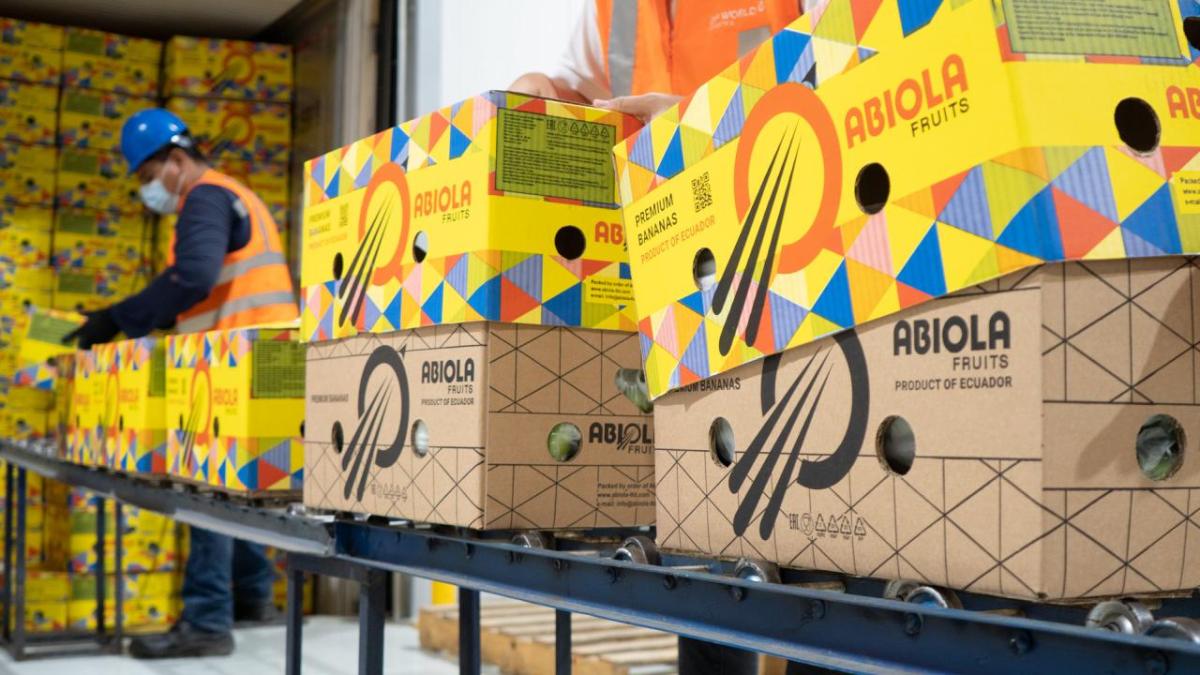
[458,588,480,675]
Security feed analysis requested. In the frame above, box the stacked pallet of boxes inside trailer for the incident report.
[156,37,293,272]
[53,27,159,314]
[0,20,62,438]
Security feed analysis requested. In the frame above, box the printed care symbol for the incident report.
[715,82,843,356]
[342,345,409,501]
[727,331,869,539]
[337,163,411,328]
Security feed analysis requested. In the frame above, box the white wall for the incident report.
[409,0,585,118]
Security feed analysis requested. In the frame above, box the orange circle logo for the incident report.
[732,83,842,275]
[360,162,411,285]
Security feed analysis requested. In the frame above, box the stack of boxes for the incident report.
[157,37,293,270]
[65,489,181,632]
[611,0,1200,603]
[0,468,69,633]
[53,27,158,313]
[0,21,61,424]
[300,93,656,529]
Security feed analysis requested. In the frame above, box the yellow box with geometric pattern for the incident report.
[166,326,304,493]
[613,0,1200,398]
[301,92,642,343]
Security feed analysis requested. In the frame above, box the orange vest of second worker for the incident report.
[595,0,800,96]
[165,169,298,332]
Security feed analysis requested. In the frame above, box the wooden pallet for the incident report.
[419,600,678,675]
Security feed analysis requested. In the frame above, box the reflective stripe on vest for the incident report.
[170,169,298,333]
[598,0,801,97]
[176,290,298,333]
[608,0,639,97]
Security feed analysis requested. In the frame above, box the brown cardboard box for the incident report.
[304,323,655,529]
[654,257,1200,602]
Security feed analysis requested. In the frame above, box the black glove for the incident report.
[62,307,121,349]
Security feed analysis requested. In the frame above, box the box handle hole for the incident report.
[554,225,586,260]
[1115,98,1160,155]
[855,163,890,215]
[412,231,428,263]
[693,248,717,292]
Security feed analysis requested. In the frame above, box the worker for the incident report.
[63,108,298,659]
[512,2,806,674]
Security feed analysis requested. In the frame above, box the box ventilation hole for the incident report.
[1137,414,1185,481]
[876,415,915,476]
[331,421,344,454]
[547,422,581,462]
[614,368,653,413]
[693,248,717,291]
[412,231,428,263]
[709,417,735,468]
[411,419,429,457]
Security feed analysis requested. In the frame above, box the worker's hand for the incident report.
[61,307,120,350]
[509,72,588,104]
[593,93,683,123]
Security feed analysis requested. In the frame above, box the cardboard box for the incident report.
[304,323,655,529]
[55,146,141,215]
[0,79,58,111]
[166,326,304,492]
[613,0,1200,399]
[67,596,180,631]
[0,165,54,206]
[63,27,160,64]
[6,524,44,566]
[55,207,147,240]
[654,257,1200,601]
[111,338,167,474]
[52,266,151,313]
[0,19,65,51]
[0,143,56,172]
[0,43,60,86]
[301,93,642,343]
[69,533,179,574]
[11,601,66,633]
[167,97,291,163]
[69,570,180,601]
[0,104,56,146]
[61,51,158,98]
[164,36,292,102]
[0,205,52,269]
[18,571,69,602]
[58,88,145,150]
[11,307,82,389]
[0,407,51,440]
[69,507,171,539]
[52,232,147,275]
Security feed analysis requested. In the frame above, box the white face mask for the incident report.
[139,162,180,215]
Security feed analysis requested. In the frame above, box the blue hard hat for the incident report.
[120,108,193,173]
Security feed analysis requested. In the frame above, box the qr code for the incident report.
[691,172,712,213]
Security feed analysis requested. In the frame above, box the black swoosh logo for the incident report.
[712,126,801,356]
[341,346,410,501]
[729,331,870,538]
[337,196,392,327]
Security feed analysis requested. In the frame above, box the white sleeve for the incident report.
[549,1,613,101]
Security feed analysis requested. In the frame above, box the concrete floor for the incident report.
[0,617,476,675]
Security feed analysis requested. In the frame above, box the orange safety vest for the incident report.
[595,0,801,97]
[167,169,298,333]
